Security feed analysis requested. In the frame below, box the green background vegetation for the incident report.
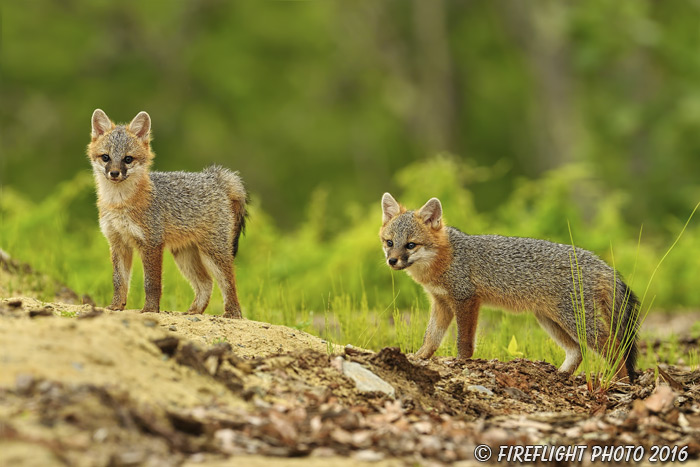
[2,1,699,368]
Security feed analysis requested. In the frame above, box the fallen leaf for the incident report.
[644,384,676,413]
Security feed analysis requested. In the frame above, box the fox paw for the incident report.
[222,310,242,319]
[140,307,160,314]
[106,304,125,311]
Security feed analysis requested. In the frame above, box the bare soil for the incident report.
[0,255,699,466]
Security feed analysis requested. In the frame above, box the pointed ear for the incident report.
[91,109,114,140]
[417,198,443,229]
[128,111,151,145]
[381,193,401,224]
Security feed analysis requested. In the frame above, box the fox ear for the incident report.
[418,198,443,229]
[91,109,114,140]
[382,193,401,224]
[128,111,151,145]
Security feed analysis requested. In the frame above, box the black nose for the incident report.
[109,171,120,178]
[388,258,398,266]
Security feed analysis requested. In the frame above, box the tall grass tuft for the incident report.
[569,202,699,392]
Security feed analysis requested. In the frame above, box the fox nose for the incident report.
[388,258,398,266]
[109,171,120,178]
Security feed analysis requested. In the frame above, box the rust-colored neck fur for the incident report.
[408,224,452,285]
[426,227,452,280]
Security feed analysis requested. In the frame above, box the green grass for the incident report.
[568,202,699,390]
[211,336,229,345]
[687,349,699,371]
[636,334,700,371]
[2,158,698,370]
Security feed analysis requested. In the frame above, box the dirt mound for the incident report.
[0,250,82,303]
[1,296,699,465]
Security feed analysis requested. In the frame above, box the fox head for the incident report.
[87,109,154,185]
[379,193,447,273]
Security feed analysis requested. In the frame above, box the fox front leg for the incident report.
[140,245,163,314]
[107,241,133,311]
[415,296,454,359]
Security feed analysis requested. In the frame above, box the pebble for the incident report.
[354,450,385,462]
[338,358,395,397]
[187,316,201,322]
[93,427,109,443]
[467,385,494,396]
[169,325,177,332]
[504,387,527,400]
[15,373,34,395]
[37,380,54,393]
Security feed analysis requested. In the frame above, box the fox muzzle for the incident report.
[386,255,411,270]
[104,164,128,182]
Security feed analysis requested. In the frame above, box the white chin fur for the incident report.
[408,248,437,265]
[404,248,437,278]
[93,165,142,205]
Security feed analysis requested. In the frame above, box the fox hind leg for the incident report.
[454,298,480,360]
[535,313,582,374]
[201,248,242,319]
[172,245,213,314]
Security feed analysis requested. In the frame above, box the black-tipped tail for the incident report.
[232,195,249,258]
[620,282,640,383]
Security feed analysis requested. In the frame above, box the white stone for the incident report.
[340,359,395,397]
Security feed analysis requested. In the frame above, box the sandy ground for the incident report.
[0,251,699,465]
[0,298,385,466]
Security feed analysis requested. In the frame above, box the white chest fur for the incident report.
[93,167,143,205]
[99,210,145,244]
[422,283,449,296]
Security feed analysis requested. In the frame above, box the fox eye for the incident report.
[406,242,416,250]
[101,154,110,162]
[386,240,393,247]
[124,156,134,164]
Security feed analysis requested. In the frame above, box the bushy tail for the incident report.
[206,165,248,258]
[619,281,640,382]
[232,194,248,258]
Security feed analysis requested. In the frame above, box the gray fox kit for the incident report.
[379,193,639,381]
[88,109,247,318]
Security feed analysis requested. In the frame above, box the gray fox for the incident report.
[87,109,247,318]
[379,193,639,381]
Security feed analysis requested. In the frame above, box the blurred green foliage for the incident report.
[2,1,699,365]
[2,157,699,365]
[2,0,700,229]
